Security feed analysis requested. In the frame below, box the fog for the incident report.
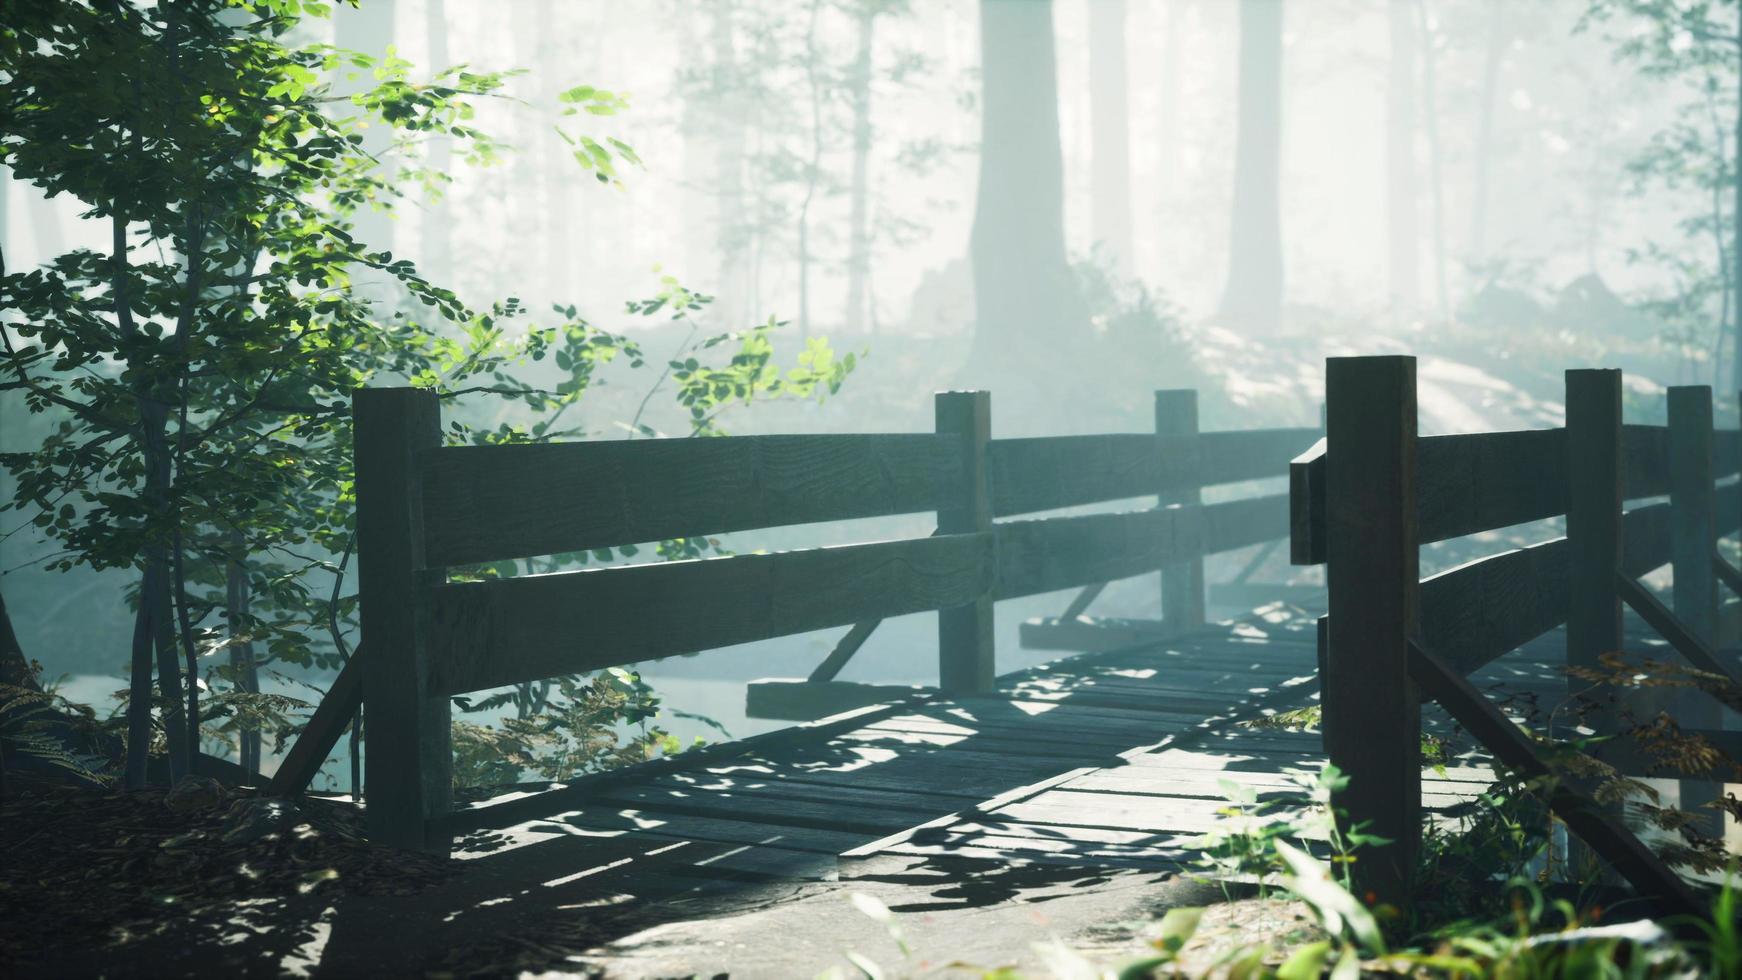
[2,0,1732,785]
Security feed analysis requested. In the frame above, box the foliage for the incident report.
[0,0,857,790]
[0,681,111,786]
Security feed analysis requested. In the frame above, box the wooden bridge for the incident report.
[269,363,1742,944]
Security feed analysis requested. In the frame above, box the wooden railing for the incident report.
[346,386,1316,850]
[1292,356,1742,915]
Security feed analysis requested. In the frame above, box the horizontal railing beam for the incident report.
[427,532,994,695]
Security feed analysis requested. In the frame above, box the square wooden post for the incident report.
[1668,385,1722,836]
[354,387,451,851]
[1155,390,1205,631]
[1565,370,1624,739]
[1324,355,1420,906]
[936,391,995,694]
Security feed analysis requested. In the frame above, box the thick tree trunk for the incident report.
[844,3,876,335]
[0,591,37,692]
[969,0,1086,369]
[1468,0,1504,270]
[1217,0,1285,332]
[1089,0,1132,273]
[1386,0,1419,316]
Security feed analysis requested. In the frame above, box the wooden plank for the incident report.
[987,433,1179,516]
[1408,640,1705,920]
[1157,390,1206,630]
[595,783,933,835]
[433,700,932,834]
[1018,614,1171,652]
[1615,572,1742,686]
[808,618,882,683]
[420,433,959,567]
[1198,427,1321,487]
[266,649,362,797]
[995,508,1191,599]
[1666,386,1722,836]
[1060,581,1107,620]
[839,767,1097,860]
[1623,501,1672,576]
[1417,537,1570,677]
[1201,494,1291,554]
[1209,582,1325,609]
[1716,554,1742,599]
[936,391,996,694]
[1416,428,1566,544]
[353,387,450,851]
[1322,354,1420,905]
[427,532,993,695]
[1289,437,1326,565]
[1567,369,1625,740]
[745,679,931,721]
[1715,429,1741,478]
[1623,423,1671,500]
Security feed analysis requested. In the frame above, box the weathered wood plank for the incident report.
[1715,429,1742,478]
[1202,494,1292,554]
[1418,537,1570,677]
[1615,572,1742,686]
[1623,423,1671,499]
[1289,438,1326,565]
[427,533,993,695]
[936,392,996,694]
[1567,370,1625,738]
[1666,386,1722,836]
[421,433,960,566]
[1199,427,1321,487]
[353,387,450,851]
[987,433,1180,516]
[1417,429,1566,544]
[745,679,931,721]
[1408,640,1705,920]
[1322,354,1420,906]
[266,648,362,797]
[1623,501,1672,577]
[995,508,1191,599]
[1157,390,1206,630]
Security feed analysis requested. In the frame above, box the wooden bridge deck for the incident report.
[431,599,1639,900]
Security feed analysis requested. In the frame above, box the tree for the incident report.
[1582,0,1742,395]
[1217,0,1285,332]
[1089,0,1133,273]
[843,0,882,335]
[1387,0,1421,315]
[968,0,1086,372]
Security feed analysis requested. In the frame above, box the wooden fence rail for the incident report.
[1293,356,1742,910]
[335,386,1319,851]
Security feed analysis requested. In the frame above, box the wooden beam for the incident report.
[1615,572,1742,687]
[1323,354,1420,906]
[745,679,932,721]
[1566,369,1625,741]
[808,619,881,683]
[1407,641,1705,921]
[353,386,450,851]
[1289,437,1326,565]
[1622,423,1672,500]
[1416,429,1566,544]
[987,433,1180,517]
[266,649,363,797]
[427,532,994,696]
[1018,615,1173,653]
[421,433,960,567]
[1418,537,1571,678]
[1715,428,1742,479]
[1667,385,1722,836]
[1197,427,1322,487]
[1202,494,1291,555]
[1157,390,1205,632]
[994,508,1193,599]
[936,391,996,695]
[1716,553,1742,599]
[1060,581,1107,621]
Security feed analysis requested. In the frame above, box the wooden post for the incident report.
[1155,390,1205,631]
[1323,355,1420,905]
[354,387,451,851]
[936,391,994,694]
[1565,370,1624,741]
[1668,385,1722,837]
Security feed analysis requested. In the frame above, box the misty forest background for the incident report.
[2,0,1734,789]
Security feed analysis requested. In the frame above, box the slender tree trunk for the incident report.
[1089,0,1132,273]
[1416,0,1449,324]
[421,0,452,286]
[1468,0,1504,270]
[796,0,825,338]
[1217,0,1285,332]
[844,2,876,335]
[712,1,749,326]
[225,529,259,775]
[1731,15,1742,404]
[969,0,1086,368]
[1386,0,1419,317]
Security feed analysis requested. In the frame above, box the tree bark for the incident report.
[1386,0,1419,316]
[1468,0,1504,270]
[225,528,259,775]
[968,0,1086,369]
[1216,0,1285,332]
[1089,0,1132,273]
[844,2,876,335]
[0,591,37,692]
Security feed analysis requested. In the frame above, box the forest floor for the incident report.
[0,772,1324,978]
